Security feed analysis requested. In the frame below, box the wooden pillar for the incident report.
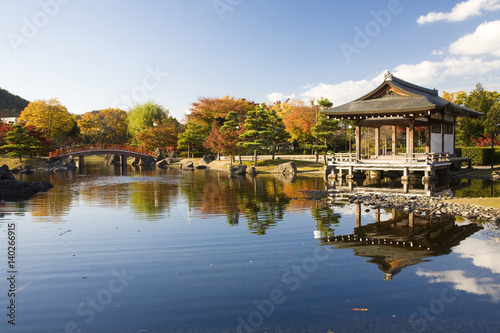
[79,155,84,168]
[392,125,397,155]
[407,120,415,154]
[426,125,431,153]
[375,127,380,157]
[121,155,127,166]
[441,113,445,153]
[356,203,362,228]
[409,211,414,228]
[375,209,381,223]
[355,124,361,160]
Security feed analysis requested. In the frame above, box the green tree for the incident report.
[317,97,333,109]
[455,84,500,146]
[1,124,41,161]
[238,105,271,166]
[311,113,340,165]
[127,101,168,137]
[177,121,205,158]
[267,109,290,159]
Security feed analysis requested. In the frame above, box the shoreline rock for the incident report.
[300,190,500,223]
[0,165,54,201]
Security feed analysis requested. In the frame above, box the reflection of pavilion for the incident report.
[318,204,482,281]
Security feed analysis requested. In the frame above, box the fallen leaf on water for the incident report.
[352,308,368,311]
[82,277,88,279]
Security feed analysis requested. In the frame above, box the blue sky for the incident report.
[1,0,500,121]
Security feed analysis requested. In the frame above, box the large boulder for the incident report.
[199,155,214,166]
[247,166,258,175]
[156,158,168,169]
[274,162,297,174]
[0,179,54,201]
[63,156,77,169]
[139,156,156,167]
[0,165,15,180]
[181,161,195,171]
[11,165,34,174]
[104,154,121,165]
[153,148,165,162]
[229,164,247,176]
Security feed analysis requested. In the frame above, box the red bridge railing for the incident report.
[49,144,154,158]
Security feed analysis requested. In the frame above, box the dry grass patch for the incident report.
[0,154,47,169]
[444,197,500,209]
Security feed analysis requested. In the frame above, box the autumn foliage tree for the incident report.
[19,98,74,146]
[204,112,244,164]
[188,96,255,136]
[78,108,129,144]
[269,100,316,151]
[136,116,181,151]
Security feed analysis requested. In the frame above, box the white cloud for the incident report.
[454,225,500,274]
[300,72,386,107]
[266,92,296,103]
[450,20,500,56]
[298,56,500,106]
[417,0,500,24]
[432,49,445,56]
[416,269,500,302]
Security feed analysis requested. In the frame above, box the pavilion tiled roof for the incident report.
[322,73,483,119]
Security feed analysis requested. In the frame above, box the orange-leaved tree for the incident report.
[19,98,74,146]
[136,116,181,152]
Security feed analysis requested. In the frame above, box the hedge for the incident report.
[456,147,496,166]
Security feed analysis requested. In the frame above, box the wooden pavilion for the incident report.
[322,73,483,179]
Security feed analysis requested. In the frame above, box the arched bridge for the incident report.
[49,144,154,159]
[49,144,155,167]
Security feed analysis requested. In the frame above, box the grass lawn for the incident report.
[0,154,47,169]
[241,159,325,173]
[444,197,500,209]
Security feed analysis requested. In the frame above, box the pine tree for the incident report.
[1,124,41,161]
[311,114,339,165]
[177,122,205,158]
[238,105,271,167]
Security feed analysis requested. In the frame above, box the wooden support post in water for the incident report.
[355,125,361,160]
[121,155,127,166]
[356,204,361,228]
[79,155,84,168]
[392,125,397,155]
[375,127,380,157]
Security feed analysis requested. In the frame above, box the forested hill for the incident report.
[0,88,29,117]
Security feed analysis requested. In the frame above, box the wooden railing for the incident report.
[331,152,451,165]
[49,144,154,157]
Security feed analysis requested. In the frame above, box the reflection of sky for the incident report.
[417,223,500,303]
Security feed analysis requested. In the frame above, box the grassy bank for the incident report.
[176,158,325,173]
[0,154,47,169]
[444,197,500,209]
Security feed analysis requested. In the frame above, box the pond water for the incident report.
[1,164,500,333]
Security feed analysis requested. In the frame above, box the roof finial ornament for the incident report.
[384,71,393,81]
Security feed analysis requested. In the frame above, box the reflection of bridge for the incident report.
[49,144,155,167]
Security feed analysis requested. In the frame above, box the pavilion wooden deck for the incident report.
[326,153,471,179]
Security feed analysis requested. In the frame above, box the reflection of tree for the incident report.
[128,171,179,218]
[239,177,290,235]
[29,174,74,219]
[312,202,340,238]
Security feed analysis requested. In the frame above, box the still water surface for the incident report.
[1,164,500,333]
